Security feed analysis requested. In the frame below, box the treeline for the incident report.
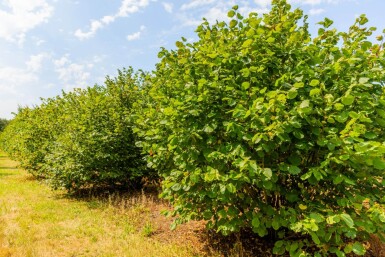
[1,1,385,256]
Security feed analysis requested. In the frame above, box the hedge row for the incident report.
[2,1,385,256]
[0,68,150,191]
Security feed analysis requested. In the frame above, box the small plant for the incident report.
[142,222,155,237]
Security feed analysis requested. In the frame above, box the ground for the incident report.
[0,152,215,257]
[1,152,385,257]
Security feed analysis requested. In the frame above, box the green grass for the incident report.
[0,152,207,257]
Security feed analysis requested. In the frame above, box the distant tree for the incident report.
[0,118,9,132]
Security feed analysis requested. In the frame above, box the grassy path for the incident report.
[0,152,205,257]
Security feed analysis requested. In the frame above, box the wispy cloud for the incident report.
[309,8,325,15]
[178,1,268,27]
[0,67,38,94]
[127,25,146,41]
[26,53,50,72]
[0,0,53,45]
[180,0,216,11]
[162,2,173,13]
[254,0,271,7]
[289,0,341,5]
[54,55,91,90]
[255,0,341,7]
[74,0,149,40]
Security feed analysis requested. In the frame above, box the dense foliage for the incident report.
[1,68,149,191]
[133,0,385,256]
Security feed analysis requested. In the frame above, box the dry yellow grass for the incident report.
[0,152,214,257]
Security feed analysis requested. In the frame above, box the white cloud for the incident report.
[75,0,149,40]
[126,31,141,41]
[162,2,173,13]
[254,0,271,7]
[101,15,115,24]
[0,65,42,118]
[26,53,50,72]
[0,67,38,94]
[178,1,268,27]
[117,0,149,17]
[180,0,216,11]
[309,8,325,15]
[54,55,91,90]
[127,25,146,41]
[0,0,53,45]
[289,0,340,5]
[203,7,229,24]
[74,20,103,40]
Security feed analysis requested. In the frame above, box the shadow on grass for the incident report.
[0,167,17,170]
[0,172,15,177]
[55,184,161,204]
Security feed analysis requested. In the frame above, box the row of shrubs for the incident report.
[1,1,385,256]
[1,68,150,191]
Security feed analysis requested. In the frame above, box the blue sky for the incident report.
[0,0,384,118]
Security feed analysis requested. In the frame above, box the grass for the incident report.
[0,152,215,257]
[2,152,384,257]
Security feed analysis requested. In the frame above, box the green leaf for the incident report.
[333,175,344,185]
[171,183,181,191]
[310,88,321,97]
[288,154,301,166]
[321,17,334,28]
[341,95,355,105]
[340,213,354,228]
[335,250,346,257]
[364,132,377,139]
[299,100,310,109]
[359,77,369,84]
[377,109,385,119]
[242,39,253,48]
[242,82,250,90]
[376,118,385,127]
[309,79,320,87]
[293,131,304,139]
[344,244,353,254]
[226,183,237,193]
[229,19,238,28]
[352,242,366,255]
[310,213,324,223]
[294,82,304,88]
[263,168,272,180]
[288,165,301,175]
[373,158,385,170]
[310,232,321,245]
[287,89,298,99]
[326,215,340,225]
[334,103,344,110]
[252,216,260,228]
[228,10,236,18]
[299,204,307,210]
